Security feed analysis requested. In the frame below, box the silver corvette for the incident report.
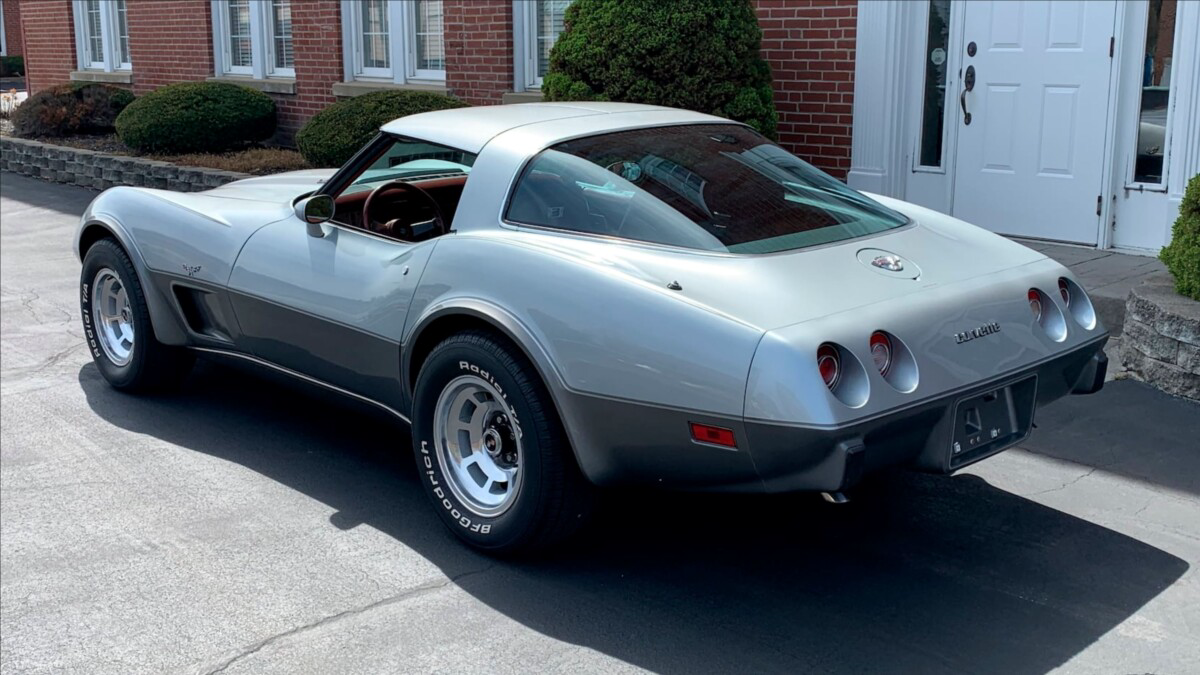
[75,103,1108,553]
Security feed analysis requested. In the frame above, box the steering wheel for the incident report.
[362,180,447,240]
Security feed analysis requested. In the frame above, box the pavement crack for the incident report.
[1022,466,1098,497]
[201,564,494,675]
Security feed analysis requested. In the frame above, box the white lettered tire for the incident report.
[412,330,595,554]
[80,238,193,391]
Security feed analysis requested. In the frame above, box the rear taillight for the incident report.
[1028,289,1043,321]
[817,343,840,389]
[869,331,892,376]
[1058,277,1071,306]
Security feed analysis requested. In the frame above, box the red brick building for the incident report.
[14,1,1200,253]
[1,0,23,58]
[14,0,855,177]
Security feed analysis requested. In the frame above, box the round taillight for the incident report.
[1058,277,1071,306]
[1028,289,1042,321]
[870,331,892,376]
[817,344,840,389]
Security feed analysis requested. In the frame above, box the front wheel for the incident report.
[80,239,193,392]
[412,330,595,555]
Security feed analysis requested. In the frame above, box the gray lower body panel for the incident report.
[564,335,1108,494]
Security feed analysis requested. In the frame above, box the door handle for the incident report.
[960,64,976,125]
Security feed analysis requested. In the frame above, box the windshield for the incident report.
[506,124,908,253]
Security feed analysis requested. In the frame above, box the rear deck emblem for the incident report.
[871,255,905,271]
[955,322,1002,344]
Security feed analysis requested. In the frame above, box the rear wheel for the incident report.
[81,239,193,391]
[412,330,595,555]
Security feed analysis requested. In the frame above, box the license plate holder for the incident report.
[949,376,1037,469]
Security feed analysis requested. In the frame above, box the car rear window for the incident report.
[506,124,908,254]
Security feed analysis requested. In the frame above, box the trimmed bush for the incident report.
[542,0,778,139]
[296,90,468,167]
[115,81,276,154]
[11,83,134,138]
[1159,174,1200,300]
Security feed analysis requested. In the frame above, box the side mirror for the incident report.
[295,195,335,238]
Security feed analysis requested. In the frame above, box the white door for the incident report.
[952,0,1117,244]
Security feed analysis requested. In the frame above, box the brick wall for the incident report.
[126,0,212,94]
[15,0,862,166]
[18,0,74,94]
[3,0,22,57]
[755,0,857,179]
[285,0,342,140]
[444,0,512,105]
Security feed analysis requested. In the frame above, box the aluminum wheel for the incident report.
[91,268,135,366]
[433,374,523,517]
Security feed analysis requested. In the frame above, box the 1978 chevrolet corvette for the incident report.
[75,103,1108,553]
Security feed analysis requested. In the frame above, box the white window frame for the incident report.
[211,0,295,80]
[1,0,8,57]
[340,0,445,86]
[512,0,570,92]
[1122,1,1182,192]
[72,0,131,72]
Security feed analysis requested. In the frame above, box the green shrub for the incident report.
[542,0,778,139]
[115,81,276,154]
[11,83,134,138]
[1160,174,1200,300]
[0,55,24,77]
[296,90,468,167]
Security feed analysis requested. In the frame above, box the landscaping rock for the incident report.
[1120,273,1200,402]
[0,136,252,193]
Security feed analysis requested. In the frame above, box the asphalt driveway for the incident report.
[2,173,1199,674]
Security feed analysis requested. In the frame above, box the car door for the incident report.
[226,212,434,414]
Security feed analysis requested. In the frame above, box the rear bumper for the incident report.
[743,334,1108,493]
[560,335,1107,494]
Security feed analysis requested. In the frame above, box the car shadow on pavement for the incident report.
[78,358,1189,674]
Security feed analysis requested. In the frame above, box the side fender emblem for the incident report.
[182,264,202,278]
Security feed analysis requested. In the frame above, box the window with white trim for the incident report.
[0,0,7,57]
[72,0,131,71]
[514,0,571,91]
[211,0,294,79]
[341,0,445,85]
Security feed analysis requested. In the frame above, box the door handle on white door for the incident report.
[960,64,976,125]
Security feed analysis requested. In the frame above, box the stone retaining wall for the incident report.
[1120,275,1200,401]
[0,136,250,192]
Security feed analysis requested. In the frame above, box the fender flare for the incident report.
[75,214,190,345]
[402,299,604,483]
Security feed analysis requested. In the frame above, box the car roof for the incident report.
[379,102,730,154]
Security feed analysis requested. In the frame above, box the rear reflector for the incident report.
[689,423,737,448]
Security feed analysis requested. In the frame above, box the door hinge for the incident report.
[1096,195,1102,216]
[1109,37,1115,58]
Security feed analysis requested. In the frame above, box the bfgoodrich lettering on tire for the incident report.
[80,238,193,392]
[412,329,595,554]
